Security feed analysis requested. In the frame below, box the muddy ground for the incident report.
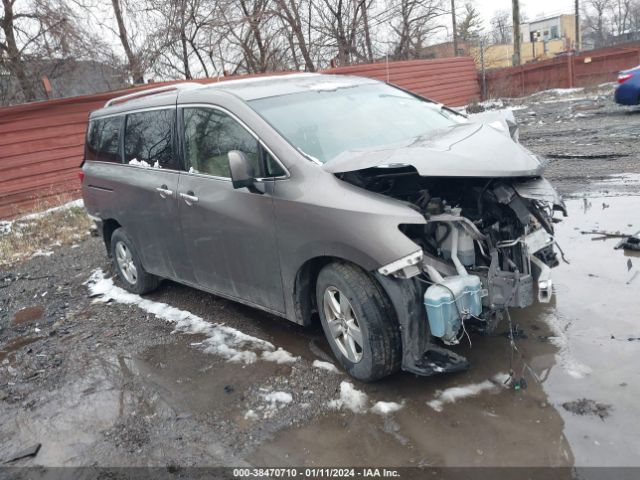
[1,85,639,474]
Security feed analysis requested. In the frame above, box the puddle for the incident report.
[536,195,640,466]
[133,339,291,418]
[0,340,247,466]
[250,298,572,467]
[11,305,44,327]
[0,354,136,466]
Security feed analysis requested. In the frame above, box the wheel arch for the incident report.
[102,218,122,255]
[290,254,399,328]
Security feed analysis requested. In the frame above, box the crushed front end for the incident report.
[340,168,567,376]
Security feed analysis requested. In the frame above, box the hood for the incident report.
[322,123,544,177]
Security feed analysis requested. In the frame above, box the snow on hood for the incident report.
[322,123,543,178]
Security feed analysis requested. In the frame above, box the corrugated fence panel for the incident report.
[0,57,480,219]
[485,42,640,98]
[574,48,640,86]
[484,57,569,98]
[326,57,481,106]
[0,94,113,218]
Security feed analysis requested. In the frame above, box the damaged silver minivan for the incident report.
[81,73,566,381]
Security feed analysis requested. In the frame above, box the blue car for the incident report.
[615,65,640,105]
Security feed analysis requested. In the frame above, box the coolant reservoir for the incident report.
[423,275,483,345]
[436,225,476,266]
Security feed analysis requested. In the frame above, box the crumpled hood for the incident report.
[322,123,544,177]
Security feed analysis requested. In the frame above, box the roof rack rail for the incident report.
[104,82,203,108]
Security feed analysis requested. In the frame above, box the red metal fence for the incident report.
[0,57,480,219]
[484,42,640,98]
[328,56,480,106]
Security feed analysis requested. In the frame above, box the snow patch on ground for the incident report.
[544,314,593,379]
[427,373,508,412]
[1,199,85,237]
[328,381,369,413]
[0,221,12,235]
[85,269,299,365]
[244,410,259,421]
[31,250,54,258]
[371,400,404,415]
[259,391,293,418]
[262,391,293,404]
[21,199,84,221]
[535,87,585,96]
[475,98,505,110]
[328,381,405,415]
[312,360,341,373]
[261,348,299,364]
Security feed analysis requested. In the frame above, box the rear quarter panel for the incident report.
[615,72,640,105]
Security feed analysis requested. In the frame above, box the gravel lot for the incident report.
[1,84,639,473]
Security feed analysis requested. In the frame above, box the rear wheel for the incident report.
[110,228,160,294]
[315,262,401,381]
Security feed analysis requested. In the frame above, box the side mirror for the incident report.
[228,150,255,189]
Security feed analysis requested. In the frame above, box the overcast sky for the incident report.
[473,0,578,27]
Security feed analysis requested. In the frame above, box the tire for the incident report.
[110,228,160,294]
[315,262,401,381]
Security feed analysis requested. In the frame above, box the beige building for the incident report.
[474,38,569,69]
[473,14,577,69]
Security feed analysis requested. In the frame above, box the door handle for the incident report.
[180,191,199,205]
[156,185,173,198]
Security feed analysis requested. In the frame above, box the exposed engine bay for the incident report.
[339,166,567,348]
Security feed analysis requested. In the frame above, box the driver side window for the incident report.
[182,107,259,178]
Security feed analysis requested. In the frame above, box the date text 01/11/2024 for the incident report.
[232,468,401,478]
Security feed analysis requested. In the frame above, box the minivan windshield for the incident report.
[249,83,457,163]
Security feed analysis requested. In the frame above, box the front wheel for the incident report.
[110,228,160,295]
[315,262,401,382]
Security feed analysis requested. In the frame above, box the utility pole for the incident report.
[451,0,458,56]
[480,39,487,99]
[575,0,580,51]
[512,0,521,66]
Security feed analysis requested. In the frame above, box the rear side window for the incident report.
[86,116,122,163]
[124,109,177,169]
[182,107,260,178]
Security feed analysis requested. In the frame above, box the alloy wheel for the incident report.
[115,241,138,285]
[322,286,364,363]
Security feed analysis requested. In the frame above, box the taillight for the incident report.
[618,73,633,84]
[78,171,85,183]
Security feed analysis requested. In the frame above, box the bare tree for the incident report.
[74,0,159,84]
[488,9,512,44]
[273,0,316,70]
[389,0,447,60]
[148,0,217,79]
[361,0,374,62]
[582,0,613,46]
[312,0,371,66]
[1,0,110,102]
[0,0,36,100]
[628,0,640,36]
[110,0,145,83]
